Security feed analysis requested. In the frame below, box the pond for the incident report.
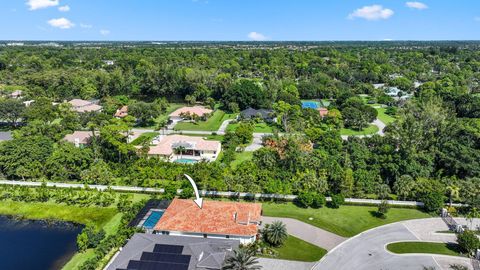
[0,215,82,270]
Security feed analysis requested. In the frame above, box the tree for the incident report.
[466,207,479,230]
[235,122,254,144]
[80,160,114,185]
[129,101,163,126]
[457,231,480,256]
[173,145,186,159]
[224,79,267,110]
[446,184,460,207]
[393,175,416,200]
[46,143,93,181]
[0,99,25,127]
[329,194,345,209]
[377,200,390,218]
[263,221,288,246]
[222,248,262,270]
[422,192,444,212]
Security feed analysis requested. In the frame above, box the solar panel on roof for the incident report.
[153,244,184,254]
[140,252,191,264]
[127,260,189,270]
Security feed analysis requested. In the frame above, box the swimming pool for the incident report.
[301,100,320,109]
[175,158,198,164]
[143,210,165,229]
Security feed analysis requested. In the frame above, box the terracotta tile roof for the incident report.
[169,106,213,117]
[318,108,329,117]
[63,131,95,145]
[148,135,220,156]
[68,99,102,113]
[155,199,262,236]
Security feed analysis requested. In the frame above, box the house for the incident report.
[0,132,12,142]
[68,99,102,113]
[114,106,128,118]
[239,107,274,122]
[106,233,239,270]
[103,60,115,66]
[147,135,221,162]
[154,199,262,244]
[63,131,95,147]
[169,106,213,121]
[318,107,329,117]
[9,90,23,99]
[385,87,413,101]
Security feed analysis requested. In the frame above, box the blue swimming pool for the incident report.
[301,100,320,109]
[175,158,198,164]
[143,211,165,229]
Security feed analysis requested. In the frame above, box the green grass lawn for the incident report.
[262,203,430,237]
[180,133,225,141]
[174,110,236,131]
[387,242,464,257]
[262,235,327,262]
[227,122,274,133]
[340,124,379,136]
[230,151,254,169]
[376,107,396,124]
[131,132,159,145]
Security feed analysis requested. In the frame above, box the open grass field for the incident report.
[387,242,464,257]
[262,202,430,237]
[340,124,379,136]
[376,107,396,124]
[226,122,274,133]
[174,110,236,131]
[230,151,254,169]
[264,235,327,262]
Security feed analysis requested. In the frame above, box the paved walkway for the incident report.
[314,218,477,270]
[262,217,346,251]
[341,118,386,140]
[257,258,315,270]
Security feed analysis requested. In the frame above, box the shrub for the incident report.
[311,193,326,208]
[329,194,345,209]
[422,192,444,212]
[295,192,314,208]
[377,200,390,218]
[457,230,480,256]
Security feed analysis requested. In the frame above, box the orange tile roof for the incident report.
[318,107,329,117]
[148,135,220,156]
[114,106,128,118]
[155,199,262,236]
[169,106,213,117]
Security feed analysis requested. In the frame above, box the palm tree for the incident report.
[264,221,288,246]
[446,185,460,207]
[222,249,261,270]
[173,145,186,159]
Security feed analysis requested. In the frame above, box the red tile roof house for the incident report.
[318,107,329,117]
[114,106,128,118]
[63,131,97,147]
[147,135,221,162]
[169,106,213,122]
[68,99,103,113]
[154,199,262,245]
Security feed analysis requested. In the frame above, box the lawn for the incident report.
[340,124,379,136]
[227,122,274,133]
[266,235,327,262]
[180,133,225,141]
[387,242,464,257]
[230,151,254,169]
[262,203,430,237]
[174,110,237,131]
[376,107,396,124]
[130,132,159,146]
[139,103,186,129]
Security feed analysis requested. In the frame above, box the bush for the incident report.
[457,230,480,256]
[329,194,345,209]
[295,192,314,208]
[311,193,326,208]
[377,200,390,218]
[422,192,444,212]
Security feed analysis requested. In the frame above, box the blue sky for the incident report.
[1,0,479,41]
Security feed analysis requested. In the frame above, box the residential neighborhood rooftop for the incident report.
[154,199,262,237]
[63,131,95,146]
[114,106,128,118]
[68,99,102,113]
[148,135,220,157]
[169,106,213,118]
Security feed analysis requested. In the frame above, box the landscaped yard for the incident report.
[174,110,236,131]
[386,242,464,257]
[262,203,431,237]
[263,235,327,262]
[340,124,379,136]
[227,122,274,133]
[230,151,254,168]
[180,133,225,141]
[376,107,396,124]
[131,131,159,145]
[140,103,186,129]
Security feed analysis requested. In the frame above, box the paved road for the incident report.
[257,258,315,270]
[314,218,475,270]
[262,217,346,251]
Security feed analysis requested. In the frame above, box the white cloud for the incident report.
[100,29,110,36]
[248,32,269,41]
[47,17,74,29]
[348,5,394,21]
[406,2,428,10]
[27,0,59,10]
[58,5,70,12]
[80,23,93,29]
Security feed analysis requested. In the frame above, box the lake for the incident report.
[0,215,82,270]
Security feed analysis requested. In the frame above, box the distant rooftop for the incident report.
[169,106,212,117]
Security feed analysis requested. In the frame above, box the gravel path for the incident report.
[262,217,346,251]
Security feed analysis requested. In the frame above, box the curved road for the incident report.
[314,218,476,270]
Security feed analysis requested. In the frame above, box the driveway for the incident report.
[245,133,270,152]
[341,118,386,141]
[314,218,475,270]
[261,217,346,251]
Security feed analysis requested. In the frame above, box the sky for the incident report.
[1,0,479,41]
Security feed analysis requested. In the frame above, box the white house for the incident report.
[147,135,221,162]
